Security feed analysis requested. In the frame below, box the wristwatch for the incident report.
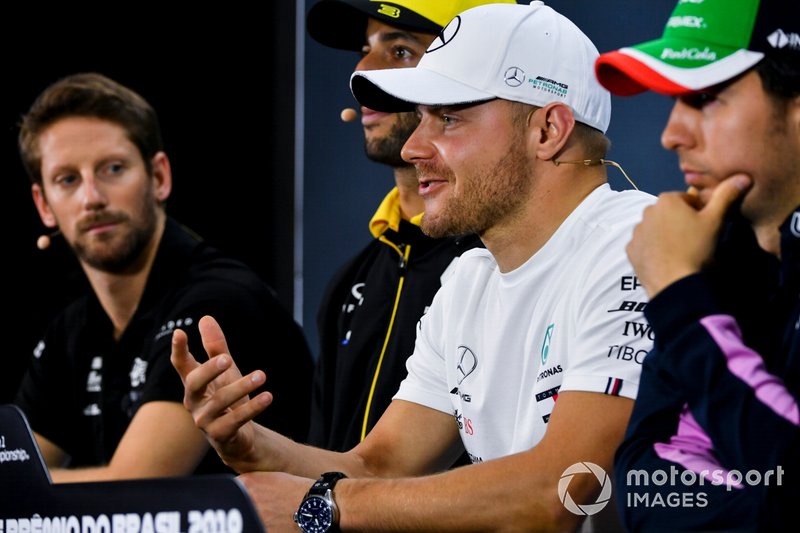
[293,471,347,533]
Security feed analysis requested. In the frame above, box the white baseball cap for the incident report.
[350,1,611,133]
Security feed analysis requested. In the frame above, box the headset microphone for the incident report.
[553,158,639,191]
[36,230,61,250]
[340,108,358,123]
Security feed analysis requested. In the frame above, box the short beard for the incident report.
[420,129,532,239]
[74,189,159,274]
[364,111,419,168]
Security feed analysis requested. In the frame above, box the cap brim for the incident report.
[595,50,690,96]
[596,36,764,96]
[351,67,495,113]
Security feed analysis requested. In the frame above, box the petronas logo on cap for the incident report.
[376,4,401,19]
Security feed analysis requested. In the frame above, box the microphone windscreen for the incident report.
[36,234,51,250]
[340,108,358,123]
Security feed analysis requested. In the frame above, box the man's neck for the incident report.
[394,165,425,221]
[483,164,607,273]
[81,216,167,341]
[753,222,783,258]
[753,195,800,258]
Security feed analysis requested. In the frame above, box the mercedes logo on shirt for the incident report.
[456,345,477,384]
[504,67,526,87]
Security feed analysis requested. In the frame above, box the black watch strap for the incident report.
[308,471,347,496]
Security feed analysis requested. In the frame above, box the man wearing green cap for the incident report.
[595,0,799,530]
[305,0,513,454]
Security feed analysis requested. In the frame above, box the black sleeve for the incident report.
[644,274,799,474]
[140,276,314,444]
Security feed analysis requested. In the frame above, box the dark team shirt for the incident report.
[615,208,800,531]
[15,217,313,475]
[309,211,480,452]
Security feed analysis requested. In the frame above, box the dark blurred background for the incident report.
[0,2,298,402]
[2,1,681,403]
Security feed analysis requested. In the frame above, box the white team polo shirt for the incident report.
[394,184,655,462]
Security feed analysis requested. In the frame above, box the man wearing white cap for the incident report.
[172,3,654,531]
[595,0,799,530]
[305,0,513,459]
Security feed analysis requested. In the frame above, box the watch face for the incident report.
[296,495,334,533]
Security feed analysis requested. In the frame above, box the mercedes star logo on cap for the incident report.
[504,67,526,87]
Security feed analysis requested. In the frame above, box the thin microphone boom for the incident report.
[553,158,639,191]
[37,230,61,250]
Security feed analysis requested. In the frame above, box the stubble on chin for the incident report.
[364,111,419,168]
[74,189,160,273]
[419,142,532,240]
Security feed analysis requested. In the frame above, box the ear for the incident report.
[32,184,58,229]
[527,102,575,162]
[150,151,172,202]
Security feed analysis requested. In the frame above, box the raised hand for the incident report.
[170,315,273,471]
[626,175,752,298]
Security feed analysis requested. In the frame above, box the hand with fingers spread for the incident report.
[171,315,273,472]
[626,174,752,299]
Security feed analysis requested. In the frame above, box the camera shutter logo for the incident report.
[558,462,612,516]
